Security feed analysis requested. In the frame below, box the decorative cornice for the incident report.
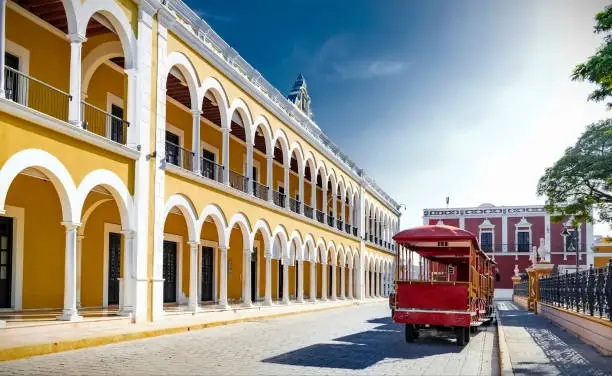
[424,205,546,218]
[160,0,400,214]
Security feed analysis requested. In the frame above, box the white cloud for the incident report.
[333,60,408,80]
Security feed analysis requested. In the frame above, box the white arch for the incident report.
[78,2,137,71]
[227,98,253,143]
[337,245,345,267]
[289,230,304,262]
[303,152,317,180]
[81,41,123,94]
[164,51,201,110]
[79,198,112,235]
[303,234,316,262]
[251,115,273,152]
[0,149,77,222]
[251,219,272,255]
[197,204,229,248]
[326,241,337,265]
[271,224,289,260]
[200,76,230,129]
[226,212,252,250]
[272,129,291,167]
[163,194,199,243]
[316,239,327,263]
[59,0,78,35]
[76,169,134,231]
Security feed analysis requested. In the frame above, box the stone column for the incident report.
[282,259,289,304]
[76,234,84,308]
[311,179,317,216]
[188,241,199,312]
[297,259,304,302]
[321,263,328,301]
[264,252,272,305]
[222,128,230,184]
[0,0,7,99]
[243,248,252,307]
[192,109,202,174]
[322,185,327,217]
[310,261,316,302]
[340,265,346,299]
[68,33,86,125]
[330,263,337,300]
[58,222,82,321]
[283,165,289,208]
[219,246,228,309]
[266,153,273,202]
[246,144,253,195]
[348,267,353,299]
[119,230,136,316]
[298,171,304,213]
[365,268,370,298]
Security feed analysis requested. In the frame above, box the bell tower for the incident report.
[287,74,313,119]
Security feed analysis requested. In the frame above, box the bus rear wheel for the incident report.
[405,324,416,343]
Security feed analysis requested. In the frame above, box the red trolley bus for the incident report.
[390,225,496,345]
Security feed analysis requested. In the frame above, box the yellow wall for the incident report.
[228,227,244,301]
[594,240,612,268]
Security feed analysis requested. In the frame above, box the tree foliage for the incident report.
[572,5,612,109]
[537,119,612,224]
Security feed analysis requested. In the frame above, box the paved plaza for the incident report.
[0,302,497,375]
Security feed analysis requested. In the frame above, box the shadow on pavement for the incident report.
[262,316,463,370]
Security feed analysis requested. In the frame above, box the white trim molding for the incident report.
[0,205,24,311]
[103,222,122,308]
[514,217,532,253]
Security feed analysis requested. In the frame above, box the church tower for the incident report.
[287,74,313,119]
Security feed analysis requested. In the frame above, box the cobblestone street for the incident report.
[0,302,497,375]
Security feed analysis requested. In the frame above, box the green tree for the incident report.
[572,5,612,108]
[537,119,612,224]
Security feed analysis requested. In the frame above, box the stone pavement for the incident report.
[497,301,612,376]
[0,302,497,375]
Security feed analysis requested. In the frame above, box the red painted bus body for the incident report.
[391,225,497,345]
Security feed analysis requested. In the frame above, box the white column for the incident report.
[298,171,304,213]
[349,200,354,228]
[378,272,382,297]
[68,33,86,126]
[340,264,346,299]
[58,222,82,321]
[0,0,7,98]
[459,217,465,230]
[310,261,316,302]
[321,263,328,301]
[311,180,317,215]
[322,185,328,216]
[219,246,228,309]
[188,241,199,312]
[246,144,254,195]
[297,260,304,302]
[222,128,230,184]
[243,248,252,307]
[266,153,273,202]
[331,186,337,219]
[502,215,508,252]
[348,267,353,299]
[192,110,202,174]
[76,234,84,308]
[283,165,289,208]
[119,230,136,316]
[330,263,337,300]
[545,214,551,255]
[264,253,272,306]
[282,259,289,304]
[365,268,370,298]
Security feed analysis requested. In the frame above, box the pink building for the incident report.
[422,203,594,299]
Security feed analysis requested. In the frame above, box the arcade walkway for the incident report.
[497,301,612,376]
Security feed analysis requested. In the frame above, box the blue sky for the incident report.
[187,0,610,234]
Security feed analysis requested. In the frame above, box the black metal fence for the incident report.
[165,141,194,170]
[303,205,313,219]
[514,280,528,297]
[201,157,223,183]
[540,260,611,321]
[253,181,268,201]
[316,210,324,223]
[81,101,129,144]
[229,170,248,193]
[273,190,285,208]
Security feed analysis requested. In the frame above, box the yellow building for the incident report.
[593,237,612,268]
[0,0,400,324]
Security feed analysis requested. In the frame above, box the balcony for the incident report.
[352,227,358,237]
[345,223,351,234]
[253,181,269,201]
[327,215,334,227]
[201,157,224,183]
[336,219,343,231]
[316,210,325,223]
[273,190,286,208]
[81,102,129,144]
[289,198,301,214]
[479,243,534,253]
[165,141,194,171]
[4,66,70,122]
[303,205,314,219]
[229,170,248,193]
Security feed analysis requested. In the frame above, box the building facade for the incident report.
[0,0,400,324]
[423,204,594,299]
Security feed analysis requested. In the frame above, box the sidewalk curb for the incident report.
[0,300,374,362]
[496,309,514,376]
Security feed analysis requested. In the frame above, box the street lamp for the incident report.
[561,226,579,273]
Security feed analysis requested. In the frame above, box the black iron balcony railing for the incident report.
[81,101,129,144]
[345,223,351,234]
[336,219,343,231]
[540,261,611,321]
[4,66,71,122]
[289,198,300,214]
[327,215,334,227]
[229,170,248,193]
[316,210,325,223]
[273,190,286,208]
[253,181,268,201]
[303,205,314,219]
[514,280,528,298]
[352,227,358,236]
[165,141,194,170]
[200,157,223,183]
[374,236,379,244]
